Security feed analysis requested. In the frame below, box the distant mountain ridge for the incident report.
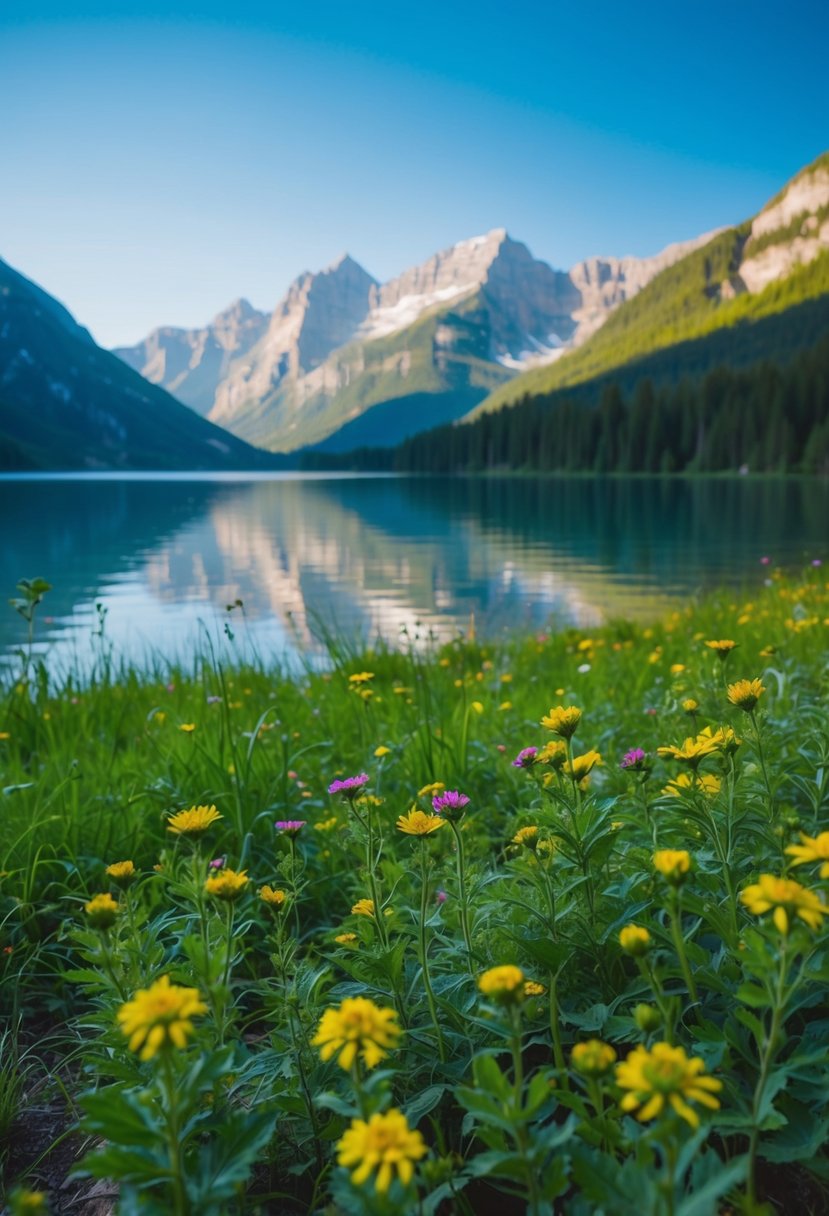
[0,258,276,470]
[115,225,716,452]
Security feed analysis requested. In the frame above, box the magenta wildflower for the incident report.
[208,856,225,870]
[275,820,306,836]
[435,889,447,904]
[328,773,369,799]
[512,746,538,769]
[432,790,470,822]
[760,556,771,566]
[620,748,648,770]
[812,559,823,567]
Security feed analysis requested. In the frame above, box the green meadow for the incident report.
[1,567,828,1214]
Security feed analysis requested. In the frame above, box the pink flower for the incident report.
[432,790,470,821]
[513,746,538,769]
[275,820,306,836]
[435,889,448,904]
[208,856,225,870]
[328,773,369,799]
[760,556,771,565]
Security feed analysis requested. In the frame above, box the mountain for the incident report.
[0,258,276,470]
[471,151,829,418]
[116,229,710,453]
[113,298,269,417]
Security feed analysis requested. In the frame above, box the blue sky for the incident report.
[1,1,826,347]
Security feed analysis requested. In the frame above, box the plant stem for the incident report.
[418,843,446,1063]
[747,937,788,1205]
[449,820,475,973]
[161,1050,188,1216]
[669,895,698,1005]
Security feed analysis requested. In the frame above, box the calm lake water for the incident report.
[2,473,827,676]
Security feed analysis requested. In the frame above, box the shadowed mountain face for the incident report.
[114,227,716,454]
[0,259,279,471]
[2,473,826,675]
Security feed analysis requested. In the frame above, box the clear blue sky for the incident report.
[1,0,826,347]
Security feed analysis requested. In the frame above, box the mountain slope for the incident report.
[0,258,275,470]
[471,151,829,418]
[114,298,269,417]
[116,229,707,453]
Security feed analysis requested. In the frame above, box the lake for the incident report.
[2,473,827,676]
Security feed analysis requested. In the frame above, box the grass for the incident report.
[1,566,828,1213]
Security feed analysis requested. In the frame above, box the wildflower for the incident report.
[179,723,196,733]
[315,816,339,832]
[786,831,829,878]
[478,964,525,1004]
[432,790,470,822]
[705,639,738,660]
[656,735,718,768]
[727,678,765,712]
[620,748,650,772]
[512,825,539,850]
[619,924,652,956]
[352,898,377,917]
[682,698,699,714]
[374,745,391,757]
[335,932,359,946]
[536,739,567,769]
[435,889,447,904]
[167,804,222,836]
[512,746,538,768]
[396,808,446,836]
[524,980,546,997]
[634,1003,662,1032]
[670,664,685,676]
[259,885,287,909]
[329,773,369,800]
[740,874,828,934]
[616,1042,721,1128]
[117,975,207,1061]
[312,996,401,1070]
[653,850,692,884]
[572,1039,617,1077]
[7,1189,48,1214]
[275,820,306,836]
[205,868,248,901]
[208,856,225,870]
[662,773,722,798]
[471,700,484,714]
[84,892,120,929]
[105,860,136,887]
[337,1108,427,1194]
[541,705,581,739]
[349,672,375,684]
[700,724,741,756]
[417,781,445,799]
[563,750,602,783]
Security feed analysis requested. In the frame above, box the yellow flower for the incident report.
[374,745,391,757]
[470,700,484,714]
[337,1108,427,1194]
[349,671,375,684]
[662,772,722,799]
[205,868,248,900]
[259,885,287,908]
[759,645,776,658]
[396,808,446,836]
[167,804,223,836]
[619,924,652,956]
[335,932,359,946]
[540,705,582,739]
[653,850,692,884]
[656,735,718,768]
[563,750,602,783]
[616,1042,722,1128]
[499,700,513,711]
[682,698,699,714]
[524,980,546,997]
[105,860,137,886]
[705,639,738,660]
[786,831,829,878]
[572,1039,617,1076]
[311,996,401,1070]
[536,739,568,769]
[478,964,525,1003]
[0,732,10,741]
[699,724,741,755]
[740,874,828,934]
[417,782,445,799]
[352,898,377,917]
[512,825,539,850]
[117,975,207,1060]
[726,678,765,712]
[670,664,685,676]
[8,1190,48,1214]
[84,892,120,929]
[179,723,196,733]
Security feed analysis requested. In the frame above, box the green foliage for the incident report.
[2,569,829,1210]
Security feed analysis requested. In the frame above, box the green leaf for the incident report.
[189,1108,277,1203]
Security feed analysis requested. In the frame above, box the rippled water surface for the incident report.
[2,473,827,674]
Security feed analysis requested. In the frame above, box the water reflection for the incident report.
[1,473,826,674]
